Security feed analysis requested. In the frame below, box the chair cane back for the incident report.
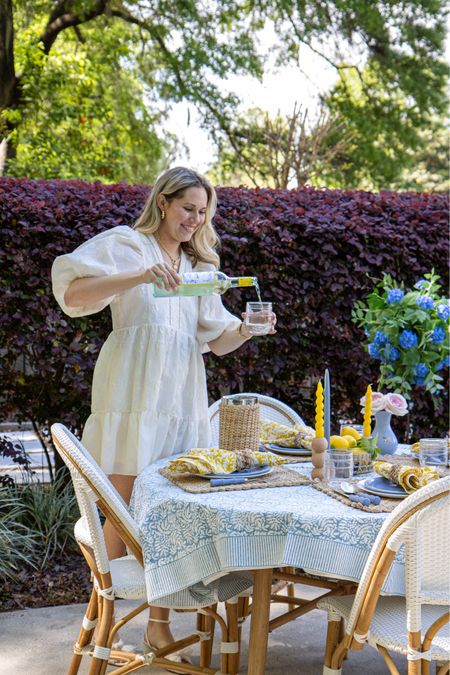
[317,475,450,675]
[51,423,252,675]
[208,392,305,447]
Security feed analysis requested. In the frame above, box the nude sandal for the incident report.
[143,617,193,673]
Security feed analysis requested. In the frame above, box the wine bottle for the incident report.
[153,271,257,298]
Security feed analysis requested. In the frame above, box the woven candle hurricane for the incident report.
[219,395,260,453]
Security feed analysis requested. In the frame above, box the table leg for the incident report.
[247,568,272,675]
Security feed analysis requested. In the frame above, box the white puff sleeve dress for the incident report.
[52,225,241,475]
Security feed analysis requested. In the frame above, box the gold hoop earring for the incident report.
[160,209,166,220]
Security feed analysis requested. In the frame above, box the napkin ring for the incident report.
[234,448,254,471]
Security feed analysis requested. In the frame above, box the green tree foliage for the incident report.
[212,1,448,189]
[1,1,447,184]
[1,0,263,181]
[322,64,449,190]
[396,120,449,192]
[209,104,354,188]
[7,15,175,181]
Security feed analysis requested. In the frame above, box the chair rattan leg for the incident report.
[330,639,349,671]
[377,645,401,675]
[88,594,114,675]
[237,596,250,659]
[285,566,297,612]
[407,631,422,675]
[200,606,229,674]
[338,619,348,660]
[68,587,99,675]
[225,600,240,675]
[197,607,215,668]
[324,615,342,669]
[437,664,450,675]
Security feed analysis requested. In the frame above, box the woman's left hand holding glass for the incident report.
[266,311,277,334]
[240,310,277,337]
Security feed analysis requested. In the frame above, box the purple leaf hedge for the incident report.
[0,178,448,447]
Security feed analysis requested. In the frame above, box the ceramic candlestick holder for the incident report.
[311,437,328,480]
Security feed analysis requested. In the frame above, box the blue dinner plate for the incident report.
[358,475,407,498]
[196,465,273,480]
[266,443,311,456]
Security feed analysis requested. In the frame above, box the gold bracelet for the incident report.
[238,322,251,340]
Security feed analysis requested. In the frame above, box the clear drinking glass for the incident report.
[330,449,354,479]
[245,302,273,335]
[419,438,448,468]
[324,450,335,481]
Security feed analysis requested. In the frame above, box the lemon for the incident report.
[330,435,349,449]
[352,448,366,455]
[341,426,362,440]
[342,434,357,448]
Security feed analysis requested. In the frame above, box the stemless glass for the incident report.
[330,449,354,479]
[245,302,273,335]
[419,438,448,468]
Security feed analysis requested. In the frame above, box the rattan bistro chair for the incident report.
[317,475,450,675]
[51,423,253,675]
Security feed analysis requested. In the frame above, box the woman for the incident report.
[52,166,276,657]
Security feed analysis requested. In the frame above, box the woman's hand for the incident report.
[240,311,277,337]
[140,263,181,291]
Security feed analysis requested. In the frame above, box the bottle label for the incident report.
[238,277,254,287]
[181,272,215,285]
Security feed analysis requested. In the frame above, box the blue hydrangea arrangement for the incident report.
[352,271,450,397]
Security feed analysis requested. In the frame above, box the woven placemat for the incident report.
[159,465,311,493]
[311,479,398,513]
[272,454,312,464]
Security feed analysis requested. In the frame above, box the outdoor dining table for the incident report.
[130,451,409,674]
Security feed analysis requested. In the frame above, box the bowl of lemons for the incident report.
[330,426,379,474]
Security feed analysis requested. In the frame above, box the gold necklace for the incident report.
[155,234,181,270]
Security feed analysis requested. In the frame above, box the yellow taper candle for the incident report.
[363,384,372,437]
[315,381,324,438]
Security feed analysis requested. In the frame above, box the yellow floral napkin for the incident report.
[373,460,439,493]
[165,447,287,476]
[259,420,315,450]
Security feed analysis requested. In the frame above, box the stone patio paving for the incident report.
[0,588,407,674]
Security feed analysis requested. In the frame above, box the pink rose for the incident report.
[384,392,408,416]
[360,391,386,413]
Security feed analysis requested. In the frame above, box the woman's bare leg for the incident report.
[105,474,136,559]
[106,475,173,646]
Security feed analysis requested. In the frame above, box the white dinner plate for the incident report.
[195,465,273,480]
[265,443,311,457]
[358,475,407,499]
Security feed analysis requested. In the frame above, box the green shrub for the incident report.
[1,472,80,570]
[0,492,37,579]
[1,178,448,441]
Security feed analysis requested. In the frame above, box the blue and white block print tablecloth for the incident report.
[131,459,405,607]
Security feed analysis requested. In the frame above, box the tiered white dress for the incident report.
[52,225,240,476]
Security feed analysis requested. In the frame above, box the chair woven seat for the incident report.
[109,555,148,601]
[74,517,147,600]
[318,595,450,662]
[316,476,450,674]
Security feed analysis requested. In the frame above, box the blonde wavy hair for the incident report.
[133,167,220,268]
